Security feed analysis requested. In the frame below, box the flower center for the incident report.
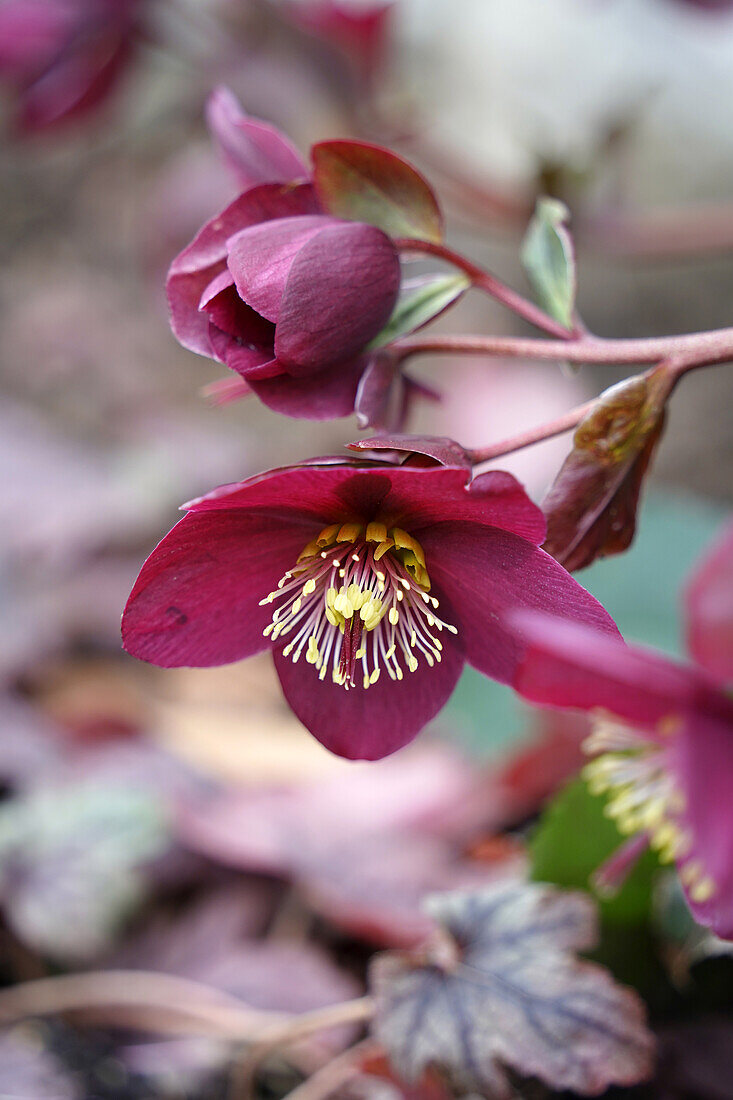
[260,521,457,690]
[583,719,716,904]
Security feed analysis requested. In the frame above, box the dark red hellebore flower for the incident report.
[122,459,618,760]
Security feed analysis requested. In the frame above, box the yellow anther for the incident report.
[302,579,316,595]
[306,638,320,664]
[391,528,426,567]
[337,522,362,543]
[297,540,320,561]
[363,673,371,689]
[373,539,394,561]
[366,522,388,544]
[316,524,340,547]
[370,668,380,684]
[407,655,418,672]
[690,876,716,903]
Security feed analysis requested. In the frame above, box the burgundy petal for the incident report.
[511,614,733,732]
[247,356,365,420]
[207,324,281,381]
[167,183,319,357]
[275,221,400,375]
[685,520,733,685]
[122,510,318,668]
[672,715,733,938]
[206,86,308,189]
[185,465,545,548]
[200,270,275,347]
[273,634,464,760]
[227,215,332,322]
[419,525,620,687]
[385,467,546,545]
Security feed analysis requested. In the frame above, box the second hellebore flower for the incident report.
[122,459,617,760]
[512,523,733,938]
[167,183,401,420]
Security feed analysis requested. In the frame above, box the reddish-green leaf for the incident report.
[543,369,671,571]
[371,880,655,1098]
[312,140,443,242]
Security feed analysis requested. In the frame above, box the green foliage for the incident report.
[521,197,576,329]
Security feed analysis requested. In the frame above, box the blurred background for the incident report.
[1,1,732,1096]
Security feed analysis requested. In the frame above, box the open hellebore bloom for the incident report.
[122,459,618,761]
[512,524,733,937]
[0,0,141,132]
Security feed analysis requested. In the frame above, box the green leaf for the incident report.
[312,140,443,243]
[521,197,576,329]
[530,778,659,926]
[368,273,469,349]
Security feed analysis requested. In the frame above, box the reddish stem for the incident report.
[393,237,574,340]
[393,326,733,367]
[462,349,723,467]
[466,399,596,466]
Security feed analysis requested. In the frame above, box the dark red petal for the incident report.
[122,510,317,668]
[247,356,365,420]
[200,271,276,347]
[273,636,464,760]
[511,613,733,731]
[685,520,733,684]
[385,467,546,545]
[226,215,332,322]
[166,183,318,357]
[275,221,400,375]
[419,524,620,687]
[672,714,733,938]
[184,465,544,549]
[206,86,308,189]
[207,325,281,381]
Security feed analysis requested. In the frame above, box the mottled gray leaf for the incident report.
[521,198,576,329]
[0,785,169,961]
[371,880,655,1097]
[368,274,470,349]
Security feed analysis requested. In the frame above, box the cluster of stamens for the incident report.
[260,520,457,690]
[583,719,716,904]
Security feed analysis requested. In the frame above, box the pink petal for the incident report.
[206,86,309,189]
[122,510,317,668]
[512,614,733,732]
[273,634,464,760]
[275,221,400,375]
[226,215,332,322]
[167,183,318,357]
[420,527,620,686]
[673,714,733,938]
[685,520,733,685]
[247,356,365,419]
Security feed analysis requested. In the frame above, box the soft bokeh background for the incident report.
[1,1,732,1096]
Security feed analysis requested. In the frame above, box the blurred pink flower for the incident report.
[512,519,733,937]
[285,1,393,86]
[122,457,617,760]
[0,0,142,132]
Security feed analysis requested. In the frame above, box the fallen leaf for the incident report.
[371,880,655,1097]
[0,784,170,961]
